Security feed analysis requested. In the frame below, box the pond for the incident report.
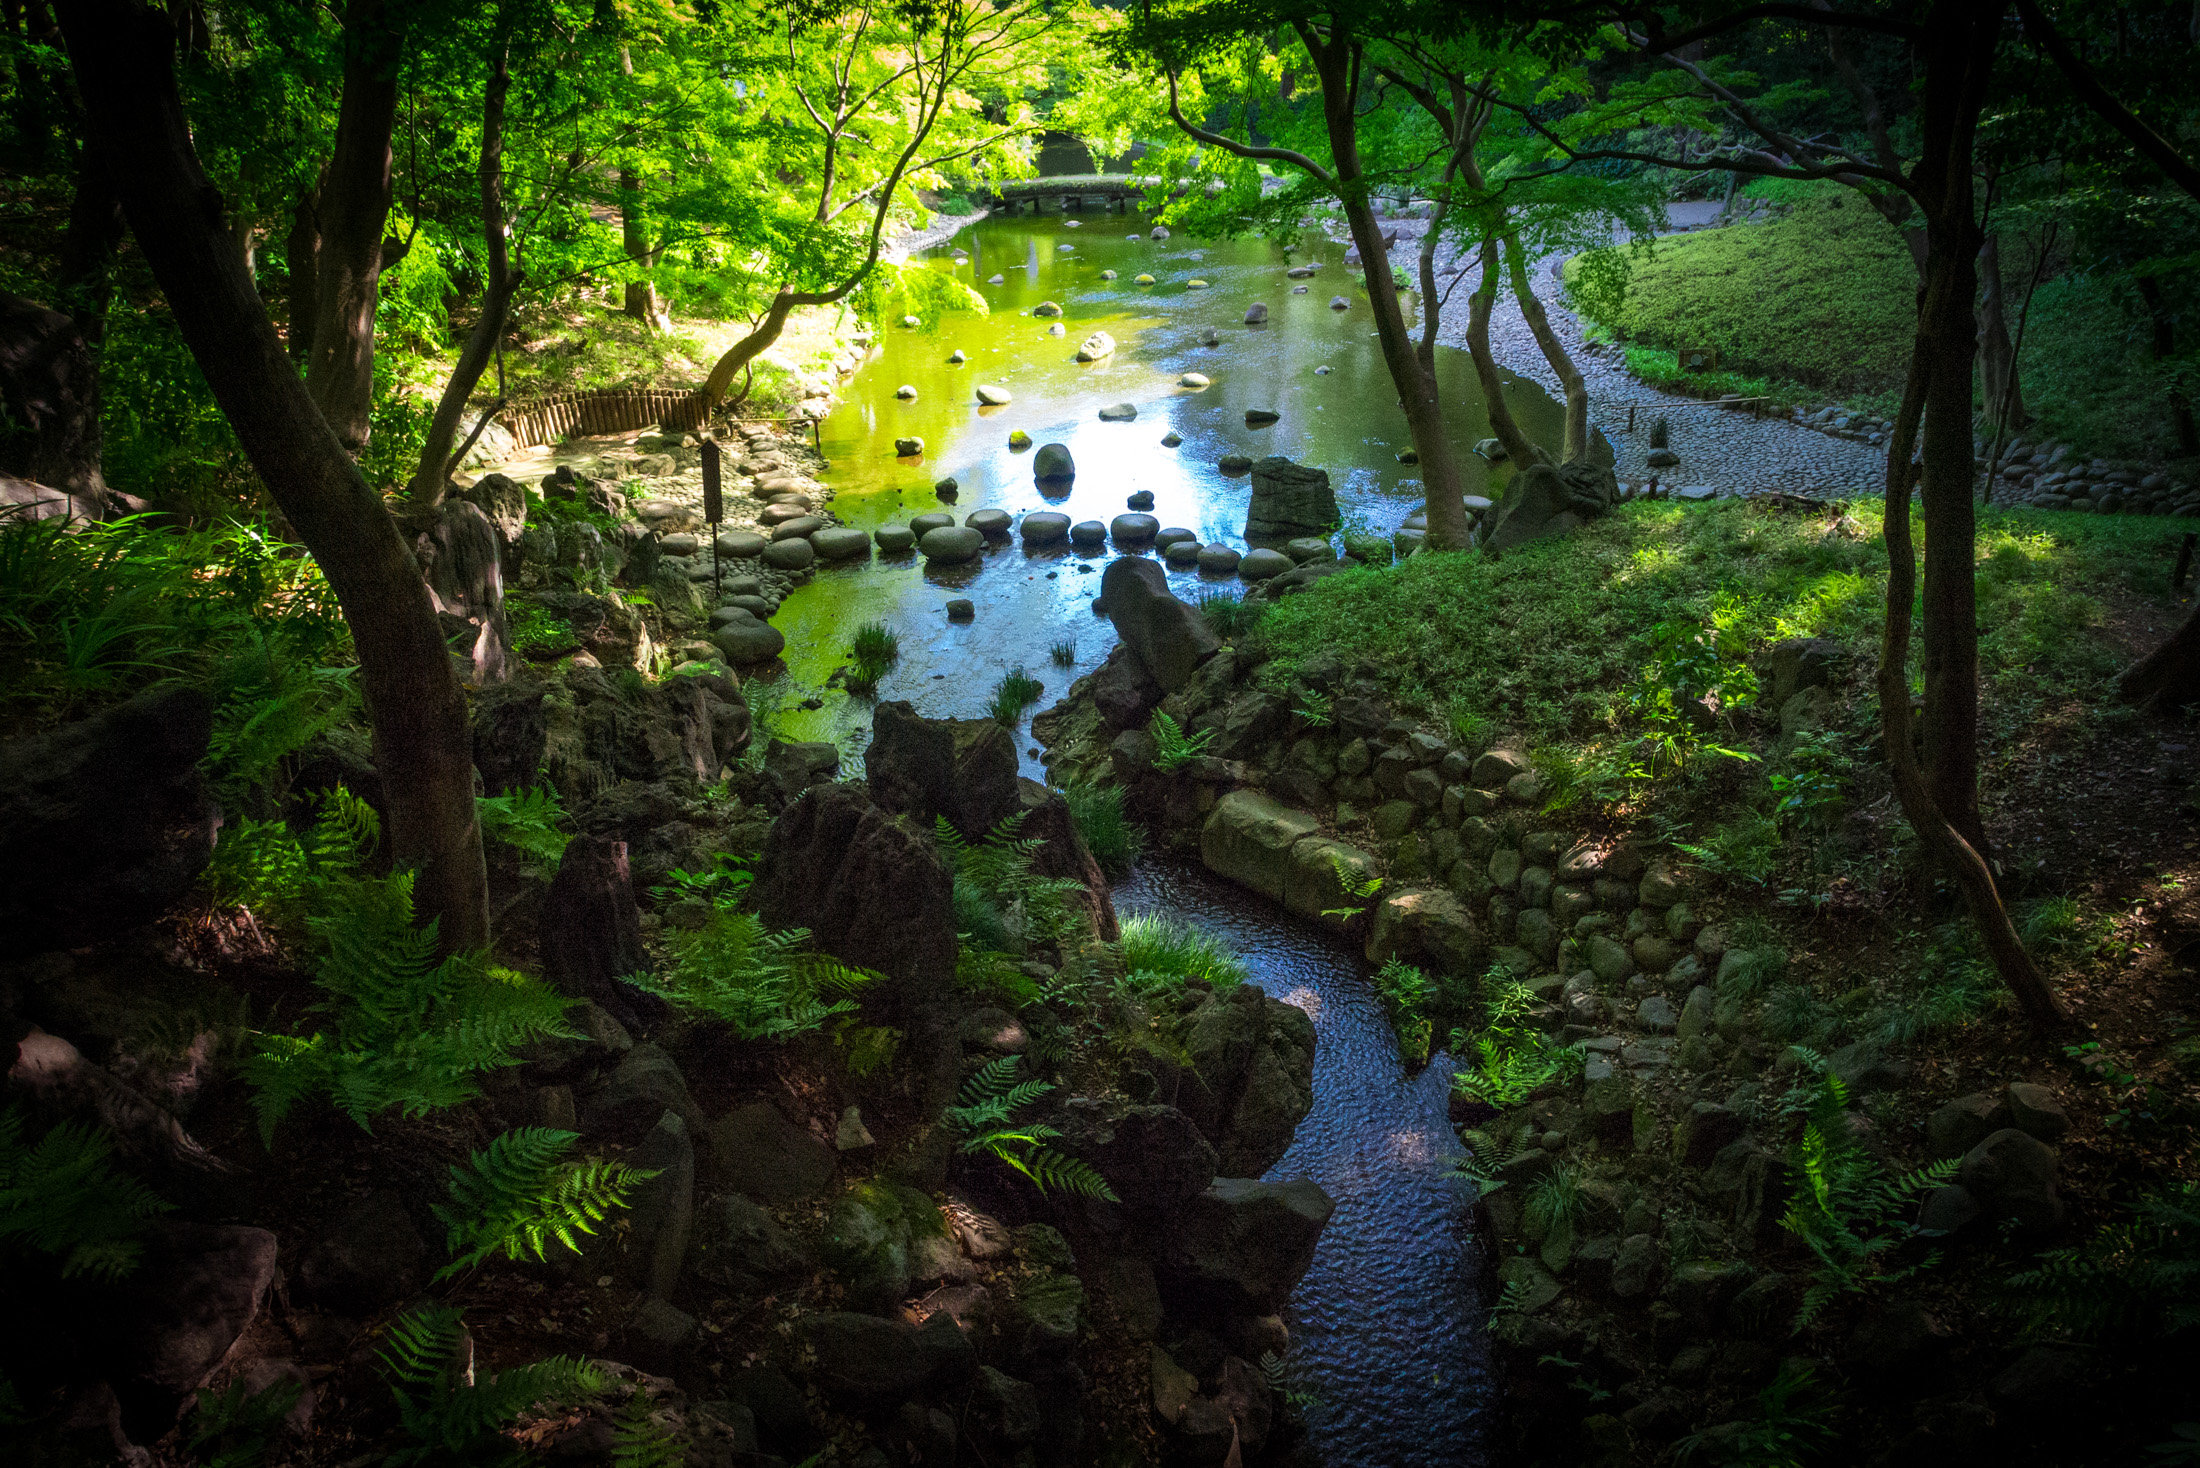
[761,210,1567,769]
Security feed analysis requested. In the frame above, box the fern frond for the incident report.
[611,1391,684,1468]
[477,787,573,869]
[432,1128,653,1280]
[379,1304,606,1465]
[1010,1145,1118,1201]
[0,1107,173,1278]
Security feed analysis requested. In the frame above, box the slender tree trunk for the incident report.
[409,47,515,510]
[1464,234,1550,472]
[1301,25,1470,550]
[2119,595,2200,710]
[619,168,661,326]
[1504,233,1590,463]
[60,0,489,952]
[2137,275,2199,456]
[1873,0,2058,1029]
[1976,232,2027,431]
[302,0,402,450]
[1414,190,1446,376]
[60,148,125,348]
[287,175,321,363]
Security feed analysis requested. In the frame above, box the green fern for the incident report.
[625,909,879,1041]
[1779,1057,1959,1327]
[0,1106,172,1279]
[936,811,1090,952]
[945,1057,1118,1201]
[189,1373,305,1468]
[610,1391,684,1468]
[432,1129,656,1281]
[1450,972,1583,1109]
[1150,711,1216,772]
[243,870,578,1142]
[378,1304,606,1467]
[2007,1181,2200,1341]
[476,787,572,872]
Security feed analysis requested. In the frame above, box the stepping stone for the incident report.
[948,349,967,363]
[1675,485,1717,501]
[1032,300,1063,317]
[895,437,924,456]
[1100,269,1118,280]
[976,383,1012,405]
[761,538,814,571]
[935,477,958,498]
[1151,226,1170,240]
[1034,443,1075,478]
[988,274,1005,284]
[769,516,824,540]
[1069,520,1107,546]
[1329,296,1350,309]
[1239,548,1293,580]
[1098,402,1138,422]
[1314,365,1331,375]
[712,615,785,664]
[1019,513,1071,545]
[715,531,765,558]
[911,512,957,536]
[1135,273,1156,285]
[874,525,917,553]
[895,384,917,399]
[900,314,920,327]
[1196,543,1241,572]
[1155,527,1198,549]
[811,527,870,560]
[1283,537,1335,563]
[920,525,985,563]
[760,502,813,525]
[964,509,1012,536]
[1127,490,1155,510]
[1111,513,1159,543]
[946,599,974,621]
[1245,408,1280,426]
[1161,432,1183,447]
[1008,430,1032,449]
[1462,495,1494,514]
[1185,279,1209,290]
[1286,265,1317,278]
[1179,373,1210,389]
[1218,455,1253,474]
[1244,303,1269,323]
[1046,322,1065,336]
[1164,540,1202,567]
[1075,331,1116,362]
[1293,285,1308,294]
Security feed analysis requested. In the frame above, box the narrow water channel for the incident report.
[1116,861,1487,1468]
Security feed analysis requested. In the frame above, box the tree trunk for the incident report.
[1302,25,1471,550]
[60,0,489,953]
[1976,232,2027,432]
[408,47,514,510]
[1873,0,2059,1030]
[60,148,126,349]
[619,167,662,326]
[2119,593,2200,710]
[1504,233,1590,463]
[301,0,402,450]
[286,174,321,363]
[2137,275,2199,456]
[1464,234,1551,473]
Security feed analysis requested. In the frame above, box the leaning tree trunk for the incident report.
[1874,0,2061,1031]
[61,0,490,953]
[302,0,402,450]
[2138,275,2200,456]
[2119,596,2200,710]
[1464,235,1552,473]
[1505,232,1590,464]
[1302,24,1472,550]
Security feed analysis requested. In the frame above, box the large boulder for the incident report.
[1067,1105,1217,1213]
[0,289,106,494]
[866,701,1021,839]
[710,1102,837,1204]
[1245,457,1338,540]
[822,1179,945,1313]
[1482,459,1618,551]
[1365,887,1485,974]
[1200,792,1319,903]
[1180,986,1316,1176]
[1098,556,1220,692]
[797,1312,933,1405]
[105,1223,280,1413]
[0,684,218,953]
[1092,643,1166,730]
[540,835,658,1032]
[1959,1128,2065,1231]
[687,1192,812,1292]
[755,783,959,1005]
[1158,1178,1333,1313]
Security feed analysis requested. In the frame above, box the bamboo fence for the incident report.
[495,386,711,450]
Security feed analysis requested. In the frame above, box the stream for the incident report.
[762,210,1555,1466]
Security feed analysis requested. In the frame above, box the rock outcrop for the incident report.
[1482,459,1619,551]
[1245,457,1338,541]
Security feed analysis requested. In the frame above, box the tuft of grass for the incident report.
[987,667,1045,725]
[1198,590,1268,643]
[1050,639,1077,666]
[851,621,900,666]
[1064,782,1141,875]
[1118,912,1245,993]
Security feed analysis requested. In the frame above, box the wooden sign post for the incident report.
[701,437,723,601]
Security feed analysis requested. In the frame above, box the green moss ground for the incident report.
[1255,500,2184,750]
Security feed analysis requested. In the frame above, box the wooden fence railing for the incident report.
[496,386,711,450]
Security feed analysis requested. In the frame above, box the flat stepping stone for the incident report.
[988,274,1006,284]
[1135,274,1156,285]
[1069,520,1107,546]
[1185,279,1209,289]
[1218,455,1254,474]
[1110,513,1159,543]
[1127,490,1155,509]
[760,502,813,524]
[1245,408,1280,426]
[1098,402,1137,421]
[948,349,967,363]
[976,383,1013,405]
[1008,431,1032,449]
[910,512,957,535]
[1099,269,1118,280]
[1179,373,1210,389]
[964,508,1012,536]
[1675,485,1717,501]
[1155,526,1198,549]
[762,538,815,571]
[660,532,700,555]
[1462,495,1494,514]
[946,599,974,621]
[1286,265,1318,278]
[811,527,870,560]
[920,525,985,563]
[715,531,765,558]
[1161,432,1183,447]
[1163,540,1202,567]
[1075,331,1116,361]
[710,600,770,625]
[1283,537,1335,563]
[874,524,918,553]
[1238,547,1293,580]
[711,615,785,664]
[769,516,824,541]
[1033,300,1063,317]
[1019,512,1071,545]
[1196,543,1241,572]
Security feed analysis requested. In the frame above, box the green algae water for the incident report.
[762,211,1566,762]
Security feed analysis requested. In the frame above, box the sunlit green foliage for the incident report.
[433,1128,654,1280]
